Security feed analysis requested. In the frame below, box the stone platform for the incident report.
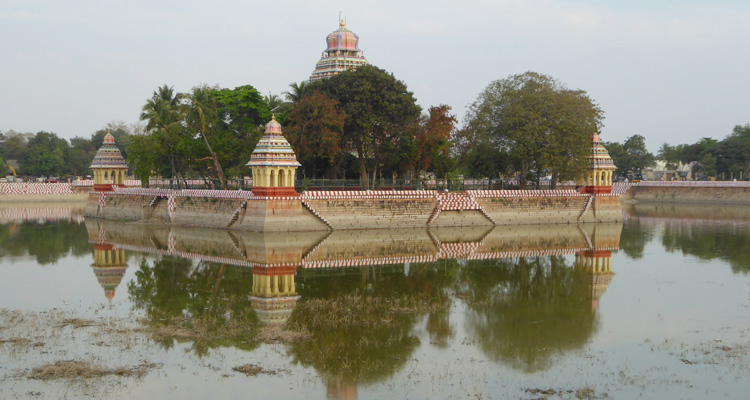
[83,187,623,232]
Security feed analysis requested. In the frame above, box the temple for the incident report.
[88,224,129,303]
[578,133,617,194]
[90,131,128,192]
[309,19,369,81]
[246,116,302,197]
[249,266,300,328]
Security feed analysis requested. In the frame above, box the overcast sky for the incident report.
[1,0,748,152]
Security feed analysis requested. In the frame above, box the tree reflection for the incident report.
[0,221,89,265]
[661,223,750,274]
[127,256,259,355]
[458,256,599,373]
[287,263,455,386]
[618,220,655,260]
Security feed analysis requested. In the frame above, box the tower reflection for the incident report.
[85,220,622,395]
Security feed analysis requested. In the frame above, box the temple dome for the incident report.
[90,132,128,169]
[326,20,360,51]
[246,116,301,168]
[309,19,369,82]
[265,118,282,134]
[588,134,616,170]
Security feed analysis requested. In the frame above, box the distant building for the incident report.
[643,160,697,181]
[309,19,369,82]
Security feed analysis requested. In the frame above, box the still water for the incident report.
[0,203,749,399]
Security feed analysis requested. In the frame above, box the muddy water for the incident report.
[0,203,749,399]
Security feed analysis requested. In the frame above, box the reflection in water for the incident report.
[624,203,750,273]
[91,243,128,303]
[460,257,597,372]
[249,265,300,329]
[459,225,619,373]
[127,255,259,355]
[81,218,623,392]
[6,206,750,398]
[0,205,88,264]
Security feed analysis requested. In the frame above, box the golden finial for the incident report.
[272,113,276,121]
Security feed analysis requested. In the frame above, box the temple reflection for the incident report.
[83,219,622,396]
[86,221,130,303]
[249,265,300,328]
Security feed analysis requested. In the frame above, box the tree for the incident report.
[283,81,308,103]
[182,86,228,190]
[605,135,655,178]
[698,152,717,177]
[137,85,184,183]
[463,72,602,188]
[406,105,456,187]
[212,85,272,178]
[0,131,32,173]
[264,92,283,110]
[20,131,68,177]
[310,65,421,189]
[285,91,345,178]
[657,143,680,171]
[465,143,509,180]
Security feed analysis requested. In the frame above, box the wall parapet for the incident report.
[635,181,750,188]
[87,187,624,230]
[0,182,75,195]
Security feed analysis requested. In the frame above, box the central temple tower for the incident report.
[309,19,369,81]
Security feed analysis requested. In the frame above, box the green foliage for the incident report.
[285,91,345,178]
[20,131,68,176]
[404,105,457,184]
[463,71,602,188]
[130,83,272,185]
[456,256,598,372]
[465,142,509,179]
[604,134,655,177]
[632,124,750,180]
[309,65,422,187]
[0,220,90,265]
[283,81,308,103]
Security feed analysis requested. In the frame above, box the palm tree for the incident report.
[283,81,308,103]
[183,87,228,190]
[264,92,283,110]
[139,85,184,183]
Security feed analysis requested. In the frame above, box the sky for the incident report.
[1,0,749,153]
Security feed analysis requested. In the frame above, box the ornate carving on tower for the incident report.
[309,19,370,81]
[246,116,302,197]
[579,133,617,194]
[90,131,129,192]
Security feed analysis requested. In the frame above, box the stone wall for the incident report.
[84,188,624,231]
[306,229,437,262]
[476,196,589,225]
[624,186,750,204]
[235,198,330,232]
[100,194,152,220]
[305,198,437,230]
[172,197,245,228]
[430,210,493,227]
[584,196,623,223]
